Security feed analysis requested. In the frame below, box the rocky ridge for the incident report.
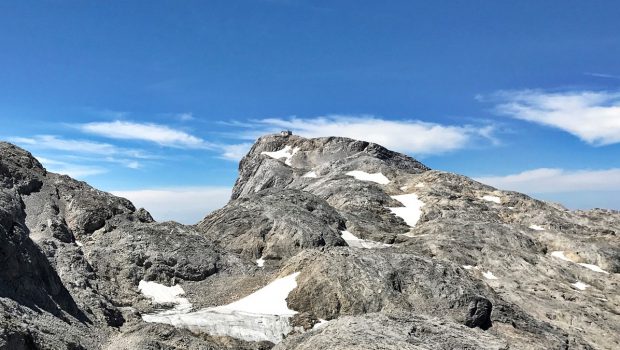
[0,135,618,349]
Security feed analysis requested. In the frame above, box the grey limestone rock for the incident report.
[0,134,618,349]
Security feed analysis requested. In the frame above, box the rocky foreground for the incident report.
[0,135,618,350]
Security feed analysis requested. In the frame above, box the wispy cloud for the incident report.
[111,187,231,224]
[475,168,620,193]
[218,143,254,161]
[78,120,214,149]
[175,113,195,121]
[9,135,151,169]
[11,135,120,155]
[486,89,620,145]
[36,156,107,178]
[584,72,620,80]
[227,115,495,156]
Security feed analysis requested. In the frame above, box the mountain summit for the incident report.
[0,135,618,349]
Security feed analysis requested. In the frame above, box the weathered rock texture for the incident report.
[0,134,618,350]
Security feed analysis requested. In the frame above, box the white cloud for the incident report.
[9,135,152,160]
[475,168,620,193]
[36,157,107,178]
[585,72,620,80]
[175,113,195,121]
[110,187,231,224]
[235,116,494,155]
[489,90,620,145]
[10,135,120,155]
[78,120,213,149]
[218,143,253,161]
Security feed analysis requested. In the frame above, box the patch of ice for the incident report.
[414,183,425,188]
[213,272,299,315]
[550,251,572,262]
[462,265,474,270]
[261,146,299,166]
[571,281,588,290]
[141,273,300,343]
[388,194,424,227]
[302,171,317,178]
[345,170,390,185]
[341,230,389,249]
[75,240,83,247]
[529,225,545,231]
[578,263,609,274]
[139,280,192,314]
[551,251,609,274]
[256,257,265,267]
[481,195,501,204]
[313,319,329,330]
[482,271,498,280]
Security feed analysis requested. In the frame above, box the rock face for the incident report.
[0,135,619,350]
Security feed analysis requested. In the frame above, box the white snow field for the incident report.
[261,146,300,166]
[302,171,318,178]
[138,280,192,314]
[571,281,589,290]
[388,193,424,227]
[481,195,501,204]
[529,225,545,231]
[550,251,572,262]
[345,170,390,184]
[482,271,498,280]
[141,272,301,343]
[256,257,265,267]
[578,263,609,274]
[550,251,610,274]
[341,230,389,249]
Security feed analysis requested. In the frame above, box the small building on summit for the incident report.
[280,130,293,136]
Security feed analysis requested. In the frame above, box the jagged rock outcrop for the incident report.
[197,188,347,262]
[0,135,618,350]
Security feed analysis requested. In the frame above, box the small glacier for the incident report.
[140,272,301,343]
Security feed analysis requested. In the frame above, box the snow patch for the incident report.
[482,271,498,280]
[256,257,265,267]
[578,263,609,274]
[313,319,329,330]
[388,194,424,227]
[414,183,425,188]
[550,251,573,262]
[551,251,609,274]
[212,272,299,315]
[141,273,300,343]
[75,240,83,247]
[481,195,501,204]
[261,146,299,166]
[529,225,545,231]
[302,171,317,178]
[399,185,408,191]
[571,281,589,290]
[346,170,390,184]
[462,265,474,270]
[341,230,390,249]
[139,280,192,314]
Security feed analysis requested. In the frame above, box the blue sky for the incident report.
[1,1,619,223]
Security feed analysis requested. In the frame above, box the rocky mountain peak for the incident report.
[1,137,618,349]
